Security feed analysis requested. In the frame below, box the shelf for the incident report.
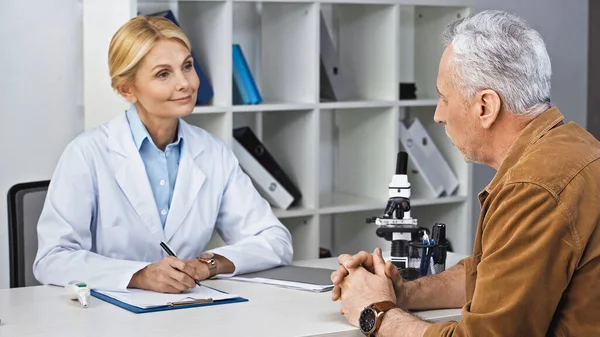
[85,0,475,258]
[234,0,314,2]
[137,0,477,6]
[191,106,229,114]
[234,109,318,211]
[273,206,316,219]
[139,0,476,4]
[183,113,230,143]
[177,1,231,106]
[232,102,314,112]
[320,106,397,208]
[138,0,228,3]
[190,100,435,112]
[233,2,317,105]
[398,99,439,107]
[321,0,399,4]
[321,3,397,101]
[318,192,468,215]
[319,100,395,110]
[319,192,384,215]
[321,0,475,5]
[399,6,471,101]
[401,113,471,198]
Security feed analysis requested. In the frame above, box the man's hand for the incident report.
[339,248,397,327]
[128,256,210,293]
[331,250,404,305]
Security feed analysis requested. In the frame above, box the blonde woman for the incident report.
[33,16,293,293]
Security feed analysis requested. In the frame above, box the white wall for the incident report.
[0,0,84,288]
[0,0,589,289]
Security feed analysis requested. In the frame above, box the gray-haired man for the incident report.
[331,10,600,337]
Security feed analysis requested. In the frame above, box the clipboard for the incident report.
[91,286,248,314]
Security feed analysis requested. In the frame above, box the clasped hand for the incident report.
[330,248,405,327]
[129,256,210,293]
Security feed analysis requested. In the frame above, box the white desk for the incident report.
[0,253,464,337]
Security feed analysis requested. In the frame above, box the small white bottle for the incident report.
[67,281,90,308]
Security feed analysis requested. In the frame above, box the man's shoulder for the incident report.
[506,122,600,196]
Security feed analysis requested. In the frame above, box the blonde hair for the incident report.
[108,15,192,90]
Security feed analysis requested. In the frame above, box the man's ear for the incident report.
[116,83,137,104]
[477,89,501,129]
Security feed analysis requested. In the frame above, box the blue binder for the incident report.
[232,46,253,105]
[232,44,262,105]
[150,10,214,106]
[90,288,248,314]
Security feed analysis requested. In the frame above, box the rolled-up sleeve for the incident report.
[424,183,577,337]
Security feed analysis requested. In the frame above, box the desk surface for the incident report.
[0,253,464,337]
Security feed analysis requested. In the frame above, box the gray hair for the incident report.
[441,10,552,116]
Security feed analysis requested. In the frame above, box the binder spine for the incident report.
[233,46,252,104]
[232,139,295,209]
[233,44,261,105]
[233,127,302,204]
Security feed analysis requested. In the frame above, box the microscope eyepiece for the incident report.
[396,151,408,175]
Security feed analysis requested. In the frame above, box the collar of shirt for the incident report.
[125,105,183,153]
[478,106,564,205]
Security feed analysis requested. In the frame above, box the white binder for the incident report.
[320,12,349,101]
[399,118,459,197]
[233,139,295,210]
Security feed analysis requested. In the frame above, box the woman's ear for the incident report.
[117,83,137,104]
[478,89,501,129]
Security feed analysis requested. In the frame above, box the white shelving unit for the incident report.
[83,0,474,260]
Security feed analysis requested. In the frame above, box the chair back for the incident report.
[7,180,50,288]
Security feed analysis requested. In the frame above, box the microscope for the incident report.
[366,151,424,280]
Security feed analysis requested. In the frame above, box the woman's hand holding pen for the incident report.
[128,256,209,293]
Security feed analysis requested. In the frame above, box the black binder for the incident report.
[233,127,302,205]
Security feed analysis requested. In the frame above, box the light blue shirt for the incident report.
[126,107,182,228]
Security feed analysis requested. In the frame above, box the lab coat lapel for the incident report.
[164,121,206,242]
[108,113,166,243]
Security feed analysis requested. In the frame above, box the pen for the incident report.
[160,241,202,287]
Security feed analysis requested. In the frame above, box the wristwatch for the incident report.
[359,301,396,337]
[197,252,217,278]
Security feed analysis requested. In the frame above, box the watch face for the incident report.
[199,252,215,260]
[359,308,377,334]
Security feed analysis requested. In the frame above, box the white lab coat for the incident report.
[33,112,293,291]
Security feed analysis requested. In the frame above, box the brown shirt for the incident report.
[424,107,600,337]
